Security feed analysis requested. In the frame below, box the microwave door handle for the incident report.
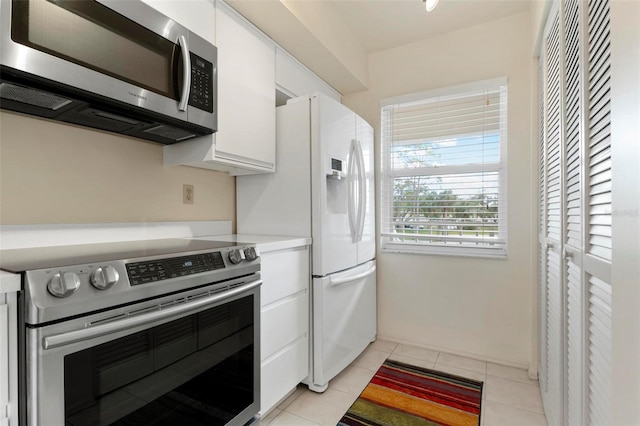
[177,35,191,112]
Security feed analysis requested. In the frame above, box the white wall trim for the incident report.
[376,333,533,374]
[0,221,232,250]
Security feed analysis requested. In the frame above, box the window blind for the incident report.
[380,78,507,257]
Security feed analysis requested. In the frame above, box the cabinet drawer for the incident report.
[260,336,308,416]
[261,290,308,361]
[260,247,309,307]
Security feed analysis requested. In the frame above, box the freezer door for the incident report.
[356,116,376,264]
[310,261,377,392]
[310,94,358,276]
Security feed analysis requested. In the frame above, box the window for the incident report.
[380,78,508,258]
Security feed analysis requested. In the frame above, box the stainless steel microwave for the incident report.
[0,0,217,144]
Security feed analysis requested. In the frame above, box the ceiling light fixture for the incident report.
[424,0,439,12]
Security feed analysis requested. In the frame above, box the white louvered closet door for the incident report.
[537,61,548,402]
[584,0,612,423]
[541,7,564,425]
[562,0,584,424]
[538,0,612,424]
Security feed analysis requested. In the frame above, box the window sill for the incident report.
[381,243,507,260]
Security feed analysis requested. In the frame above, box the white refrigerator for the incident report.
[237,93,376,392]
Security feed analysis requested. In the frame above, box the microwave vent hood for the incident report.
[0,0,217,145]
[0,67,213,145]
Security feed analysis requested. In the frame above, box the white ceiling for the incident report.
[227,0,532,94]
[327,0,531,54]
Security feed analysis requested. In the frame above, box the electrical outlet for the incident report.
[183,184,194,205]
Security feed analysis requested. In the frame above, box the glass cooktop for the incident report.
[0,238,246,272]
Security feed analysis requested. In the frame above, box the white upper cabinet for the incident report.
[275,48,341,102]
[164,0,276,175]
[141,0,215,44]
[213,0,276,172]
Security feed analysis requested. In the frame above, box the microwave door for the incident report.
[2,0,188,121]
[98,0,217,130]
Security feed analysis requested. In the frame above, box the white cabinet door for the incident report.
[215,0,275,171]
[164,0,276,176]
[141,0,215,44]
[0,287,18,426]
[0,302,8,426]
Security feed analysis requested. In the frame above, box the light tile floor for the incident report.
[259,340,548,426]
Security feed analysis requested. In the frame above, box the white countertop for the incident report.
[0,231,309,293]
[192,234,311,253]
[0,270,21,293]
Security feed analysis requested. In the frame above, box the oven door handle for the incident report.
[43,279,261,350]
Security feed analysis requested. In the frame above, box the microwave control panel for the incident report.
[188,53,214,113]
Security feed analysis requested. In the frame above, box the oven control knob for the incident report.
[48,272,81,298]
[244,247,259,261]
[91,266,120,290]
[228,248,246,264]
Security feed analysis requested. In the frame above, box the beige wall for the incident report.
[530,0,552,56]
[0,111,235,225]
[344,11,535,367]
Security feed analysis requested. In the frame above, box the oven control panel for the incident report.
[126,252,225,286]
[21,242,261,325]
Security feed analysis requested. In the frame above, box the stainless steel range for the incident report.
[0,238,261,426]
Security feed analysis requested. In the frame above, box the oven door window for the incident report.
[63,295,255,426]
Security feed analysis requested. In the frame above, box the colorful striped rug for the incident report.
[338,359,483,426]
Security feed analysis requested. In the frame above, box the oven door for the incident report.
[24,278,260,426]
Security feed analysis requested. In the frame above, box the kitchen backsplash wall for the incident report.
[0,111,235,224]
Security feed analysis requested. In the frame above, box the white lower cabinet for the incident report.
[261,338,308,415]
[261,291,308,360]
[259,245,309,416]
[1,273,20,426]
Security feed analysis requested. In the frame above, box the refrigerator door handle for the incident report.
[329,263,376,287]
[355,139,367,242]
[347,139,358,242]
